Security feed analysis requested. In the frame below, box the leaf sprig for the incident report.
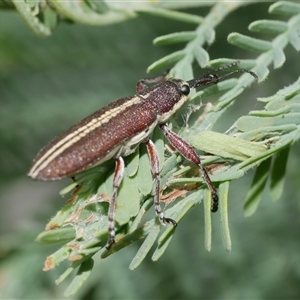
[29,1,300,297]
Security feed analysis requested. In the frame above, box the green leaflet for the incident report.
[64,258,94,297]
[228,33,272,52]
[270,146,290,201]
[115,172,141,225]
[272,46,286,68]
[219,181,231,252]
[137,7,204,24]
[43,247,72,271]
[147,50,186,73]
[203,189,212,252]
[128,198,153,234]
[126,149,140,177]
[244,157,272,217]
[152,191,202,261]
[236,113,300,131]
[193,46,210,68]
[190,131,266,161]
[101,219,156,259]
[249,20,288,34]
[154,31,197,46]
[35,227,75,245]
[208,58,256,70]
[136,146,153,196]
[151,230,174,262]
[12,0,51,36]
[129,223,160,270]
[269,1,300,16]
[50,0,135,25]
[85,0,109,13]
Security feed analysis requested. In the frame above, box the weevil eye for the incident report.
[180,84,190,95]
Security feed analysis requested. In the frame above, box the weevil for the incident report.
[28,61,257,248]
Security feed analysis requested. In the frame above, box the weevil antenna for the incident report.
[216,68,258,82]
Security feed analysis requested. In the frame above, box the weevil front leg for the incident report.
[136,72,168,94]
[145,139,177,227]
[106,156,125,249]
[160,124,219,212]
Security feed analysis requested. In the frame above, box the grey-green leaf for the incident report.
[203,189,212,252]
[12,0,51,36]
[64,258,94,297]
[35,227,75,245]
[270,146,290,201]
[129,223,160,270]
[115,173,141,225]
[219,181,231,252]
[244,157,272,217]
[193,46,210,68]
[137,7,203,24]
[269,1,300,16]
[126,149,140,177]
[147,50,186,73]
[249,20,288,34]
[289,28,300,51]
[154,31,197,45]
[136,148,153,196]
[190,131,266,161]
[228,33,272,52]
[236,113,300,131]
[272,46,286,69]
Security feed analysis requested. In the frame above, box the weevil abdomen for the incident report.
[28,95,159,180]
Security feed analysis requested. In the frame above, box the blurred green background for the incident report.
[1,3,300,299]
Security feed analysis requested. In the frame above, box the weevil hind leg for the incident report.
[145,140,177,227]
[136,71,169,95]
[160,124,219,212]
[106,156,125,249]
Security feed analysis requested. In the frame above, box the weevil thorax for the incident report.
[146,78,191,124]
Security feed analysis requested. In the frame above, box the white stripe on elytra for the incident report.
[29,95,145,178]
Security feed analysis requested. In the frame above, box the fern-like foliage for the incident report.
[7,0,300,297]
[9,0,251,37]
[8,0,210,36]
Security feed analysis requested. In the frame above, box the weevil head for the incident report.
[148,65,258,125]
[151,73,226,124]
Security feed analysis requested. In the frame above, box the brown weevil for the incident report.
[28,61,257,248]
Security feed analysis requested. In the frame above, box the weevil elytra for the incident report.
[28,62,257,248]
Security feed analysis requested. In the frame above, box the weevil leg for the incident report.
[136,71,169,94]
[160,124,219,212]
[106,156,125,249]
[145,139,177,227]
